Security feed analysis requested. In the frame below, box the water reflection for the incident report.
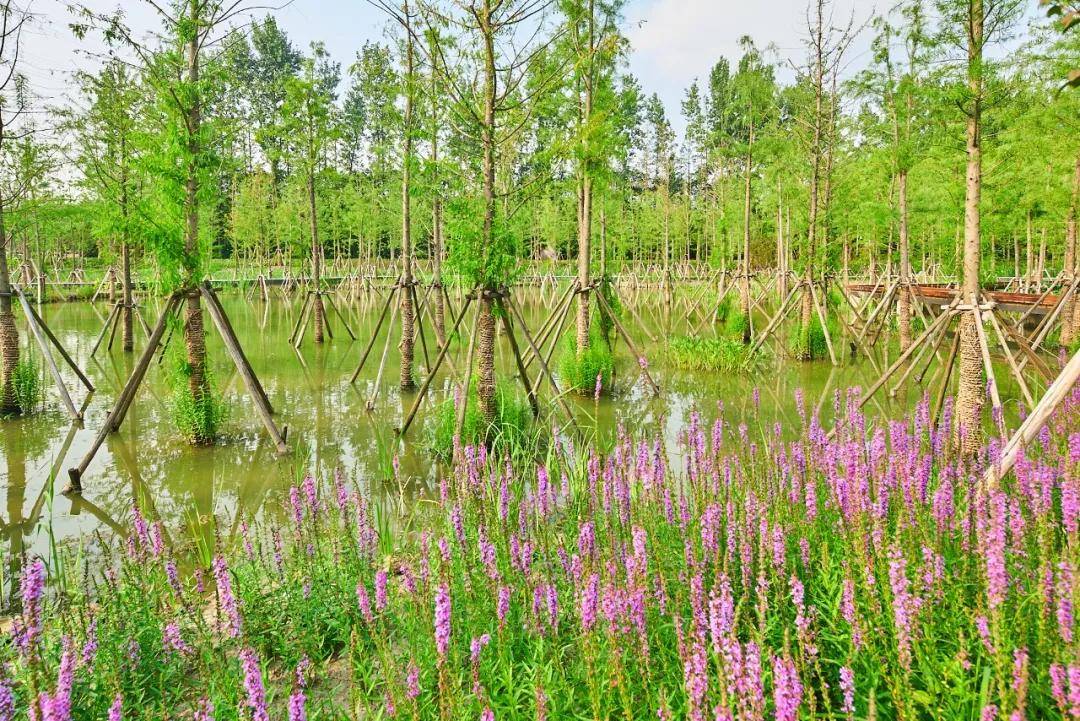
[0,287,973,592]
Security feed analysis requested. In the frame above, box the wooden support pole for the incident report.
[592,288,661,397]
[504,294,581,435]
[66,295,180,493]
[398,294,475,439]
[971,302,1007,439]
[984,347,1080,488]
[499,298,540,420]
[90,303,120,358]
[16,288,82,420]
[350,281,399,384]
[200,284,288,455]
[809,282,838,366]
[18,289,94,392]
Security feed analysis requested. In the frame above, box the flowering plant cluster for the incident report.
[2,386,1079,720]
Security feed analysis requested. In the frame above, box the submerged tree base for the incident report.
[7,386,1080,720]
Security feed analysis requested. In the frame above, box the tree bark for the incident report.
[0,199,18,415]
[309,169,325,344]
[954,0,985,455]
[182,0,211,442]
[898,169,912,351]
[430,33,446,348]
[1062,153,1080,348]
[398,1,416,391]
[477,0,498,423]
[575,0,595,357]
[740,110,753,344]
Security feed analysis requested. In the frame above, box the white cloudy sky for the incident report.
[21,0,1035,134]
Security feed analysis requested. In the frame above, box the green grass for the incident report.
[665,335,764,373]
[428,381,537,461]
[558,334,615,396]
[11,359,41,415]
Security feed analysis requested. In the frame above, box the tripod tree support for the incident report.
[13,287,94,420]
[66,287,288,494]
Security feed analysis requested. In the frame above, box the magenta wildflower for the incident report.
[108,694,122,721]
[212,555,242,638]
[839,666,855,717]
[435,583,452,662]
[288,689,306,721]
[406,661,421,699]
[14,559,45,656]
[357,581,373,623]
[771,655,802,721]
[239,648,269,721]
[375,570,389,611]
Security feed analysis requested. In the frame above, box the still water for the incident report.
[0,285,982,589]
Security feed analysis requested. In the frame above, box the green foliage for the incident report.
[165,343,226,443]
[445,197,523,291]
[723,310,750,340]
[12,360,41,415]
[665,335,764,374]
[428,382,535,460]
[559,334,616,395]
[788,314,839,362]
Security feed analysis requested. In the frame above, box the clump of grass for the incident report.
[172,380,227,444]
[665,335,764,373]
[789,313,840,361]
[558,334,615,396]
[429,381,535,460]
[12,359,42,415]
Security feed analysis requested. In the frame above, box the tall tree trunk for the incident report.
[430,37,446,348]
[898,169,912,351]
[0,193,18,415]
[1062,153,1080,348]
[120,134,134,352]
[182,0,211,443]
[776,179,786,301]
[798,1,825,361]
[477,0,498,424]
[309,168,325,344]
[399,2,416,391]
[954,0,985,454]
[740,113,753,344]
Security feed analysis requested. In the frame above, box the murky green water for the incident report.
[1,283,1028,584]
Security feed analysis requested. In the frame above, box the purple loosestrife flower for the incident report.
[579,573,599,632]
[535,687,548,721]
[14,559,45,657]
[497,586,511,630]
[888,547,915,671]
[0,678,12,721]
[163,622,191,656]
[287,690,306,721]
[771,655,802,721]
[357,582,373,623]
[41,641,75,721]
[434,583,452,662]
[1057,562,1075,644]
[193,699,214,721]
[239,648,269,721]
[81,619,98,667]
[839,667,855,717]
[375,570,389,611]
[986,491,1009,611]
[470,634,491,665]
[980,705,998,721]
[108,695,122,721]
[212,555,242,638]
[406,661,421,699]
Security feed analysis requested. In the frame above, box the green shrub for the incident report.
[665,335,765,374]
[429,381,536,461]
[12,360,41,415]
[559,334,615,395]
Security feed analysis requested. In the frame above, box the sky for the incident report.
[21,0,1026,137]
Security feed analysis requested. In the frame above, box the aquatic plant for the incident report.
[11,359,41,416]
[4,384,1079,720]
[665,335,764,373]
[559,334,615,396]
[428,381,534,460]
